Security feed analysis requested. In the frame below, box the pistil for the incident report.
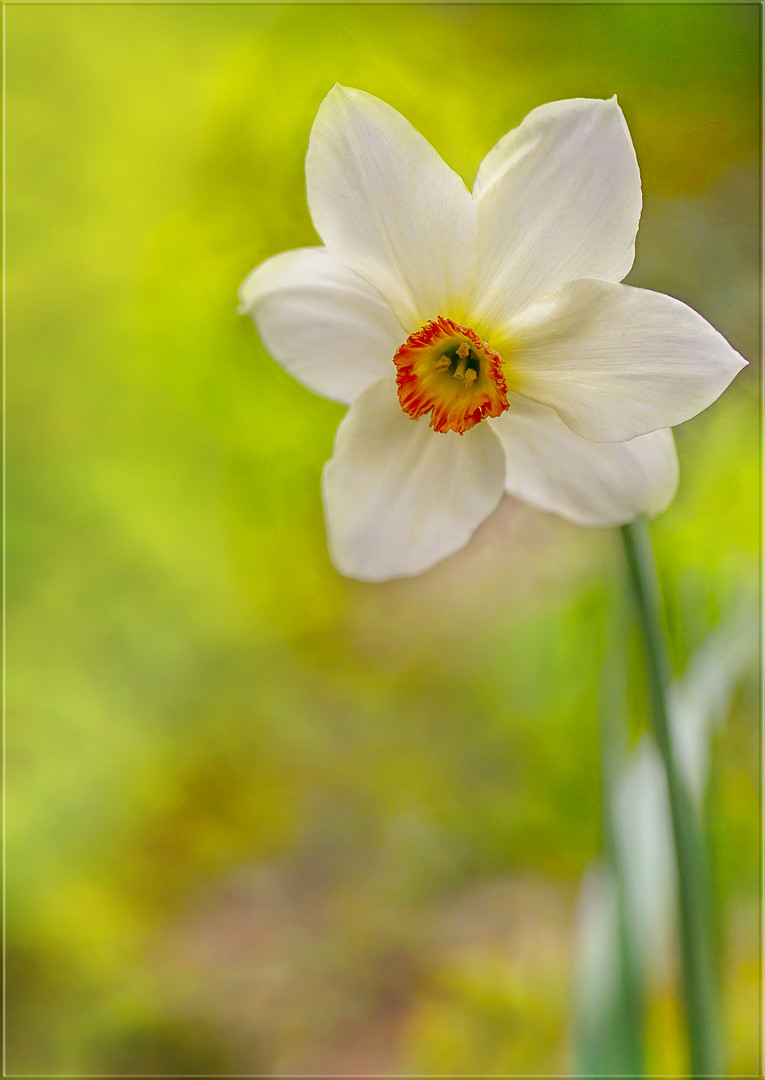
[453,354,470,381]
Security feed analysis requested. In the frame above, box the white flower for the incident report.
[240,86,746,581]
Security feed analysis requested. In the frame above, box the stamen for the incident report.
[456,342,471,360]
[432,353,452,373]
[462,368,477,390]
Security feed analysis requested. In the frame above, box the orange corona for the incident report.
[393,316,509,435]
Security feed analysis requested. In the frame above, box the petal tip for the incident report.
[327,81,350,99]
[603,94,629,126]
[323,82,366,110]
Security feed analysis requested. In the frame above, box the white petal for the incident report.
[468,97,641,329]
[322,379,505,580]
[239,247,405,405]
[491,396,678,526]
[612,739,676,975]
[502,279,747,441]
[306,85,477,332]
[669,605,759,806]
[572,865,621,1040]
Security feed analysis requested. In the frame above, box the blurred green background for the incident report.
[6,3,759,1074]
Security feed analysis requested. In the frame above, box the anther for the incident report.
[432,354,452,373]
[456,342,471,360]
[462,368,477,389]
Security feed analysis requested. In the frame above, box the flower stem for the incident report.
[620,518,721,1076]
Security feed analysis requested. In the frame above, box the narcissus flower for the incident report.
[240,86,746,581]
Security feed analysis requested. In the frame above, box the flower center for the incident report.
[393,316,509,435]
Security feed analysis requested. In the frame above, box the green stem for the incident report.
[620,518,721,1075]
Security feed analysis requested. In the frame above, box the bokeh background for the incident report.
[6,3,760,1075]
